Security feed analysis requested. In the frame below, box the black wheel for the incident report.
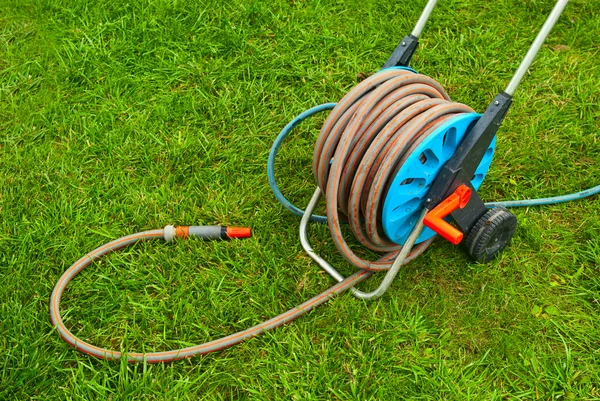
[465,207,517,263]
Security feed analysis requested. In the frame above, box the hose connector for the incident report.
[164,225,252,241]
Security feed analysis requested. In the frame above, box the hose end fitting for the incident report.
[163,225,176,242]
[165,225,251,241]
[226,227,252,239]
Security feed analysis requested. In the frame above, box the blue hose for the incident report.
[268,103,600,218]
[486,185,600,208]
[268,103,335,222]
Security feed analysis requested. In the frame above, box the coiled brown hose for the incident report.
[313,68,473,270]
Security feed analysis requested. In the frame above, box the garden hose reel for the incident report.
[283,0,571,300]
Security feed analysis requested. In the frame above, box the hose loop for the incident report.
[49,228,371,363]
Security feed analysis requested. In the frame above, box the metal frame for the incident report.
[505,0,569,96]
[300,188,426,300]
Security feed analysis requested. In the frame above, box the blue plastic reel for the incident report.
[382,113,496,245]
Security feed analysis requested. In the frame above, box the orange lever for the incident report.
[423,184,472,245]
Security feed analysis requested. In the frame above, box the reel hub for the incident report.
[382,113,496,245]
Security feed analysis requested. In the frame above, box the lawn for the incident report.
[1,0,599,399]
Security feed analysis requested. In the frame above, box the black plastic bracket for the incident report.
[424,91,513,233]
[382,34,419,69]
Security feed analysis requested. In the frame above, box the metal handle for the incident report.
[412,0,438,38]
[382,0,438,69]
[505,0,569,96]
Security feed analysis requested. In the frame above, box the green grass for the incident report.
[1,0,599,399]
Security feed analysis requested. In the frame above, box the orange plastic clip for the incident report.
[423,184,472,245]
[175,226,189,239]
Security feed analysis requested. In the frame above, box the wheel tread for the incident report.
[465,207,517,262]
